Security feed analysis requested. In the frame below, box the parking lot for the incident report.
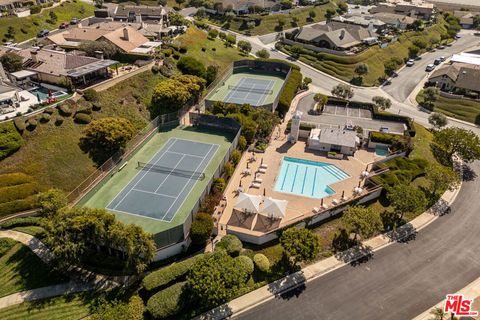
[322,105,372,119]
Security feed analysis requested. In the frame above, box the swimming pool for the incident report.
[375,146,389,156]
[29,87,68,102]
[274,157,349,199]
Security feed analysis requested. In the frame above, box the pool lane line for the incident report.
[290,165,299,193]
[301,165,307,195]
[312,167,317,197]
[280,163,290,191]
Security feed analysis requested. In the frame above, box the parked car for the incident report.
[59,22,69,29]
[426,64,435,72]
[455,34,461,39]
[434,58,442,65]
[440,56,446,62]
[475,32,480,36]
[406,59,415,67]
[70,17,79,25]
[37,29,49,37]
[438,45,446,49]
[380,127,389,133]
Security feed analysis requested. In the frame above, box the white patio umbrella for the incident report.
[260,197,288,219]
[234,193,262,214]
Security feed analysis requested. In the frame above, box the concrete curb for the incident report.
[198,175,463,320]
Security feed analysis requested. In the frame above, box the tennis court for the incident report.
[106,138,219,222]
[223,77,275,106]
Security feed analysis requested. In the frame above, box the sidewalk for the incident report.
[413,277,480,320]
[0,230,53,264]
[199,174,462,319]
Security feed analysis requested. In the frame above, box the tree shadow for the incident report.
[78,138,123,166]
[428,198,451,216]
[332,229,374,266]
[267,270,306,301]
[275,141,294,153]
[385,223,418,243]
[462,163,477,182]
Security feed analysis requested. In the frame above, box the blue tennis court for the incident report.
[106,138,219,222]
[223,77,274,106]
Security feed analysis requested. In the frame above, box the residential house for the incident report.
[429,53,480,94]
[370,12,417,29]
[332,15,387,33]
[211,0,282,15]
[453,10,480,29]
[307,128,359,156]
[47,24,161,54]
[295,22,378,50]
[370,1,435,20]
[10,48,117,88]
[113,5,170,24]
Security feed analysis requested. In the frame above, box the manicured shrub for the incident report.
[0,121,24,159]
[92,102,102,111]
[0,216,44,229]
[0,182,39,204]
[40,113,51,123]
[230,149,241,166]
[76,105,93,115]
[0,173,34,188]
[238,135,247,151]
[277,68,302,117]
[216,234,242,257]
[30,5,41,13]
[0,197,37,217]
[143,255,202,292]
[177,56,206,78]
[26,118,37,129]
[146,281,186,319]
[190,213,213,246]
[74,113,92,124]
[44,107,55,114]
[58,104,72,116]
[212,177,226,194]
[235,255,254,275]
[13,117,26,132]
[253,253,270,272]
[82,88,100,102]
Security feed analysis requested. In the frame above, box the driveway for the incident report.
[296,93,406,134]
[382,31,480,102]
[236,162,480,320]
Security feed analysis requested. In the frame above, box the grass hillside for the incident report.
[0,1,94,43]
[281,21,449,86]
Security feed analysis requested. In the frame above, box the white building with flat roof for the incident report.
[308,128,359,156]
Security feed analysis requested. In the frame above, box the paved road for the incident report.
[383,31,480,102]
[236,162,480,320]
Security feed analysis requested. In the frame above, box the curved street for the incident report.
[236,162,480,320]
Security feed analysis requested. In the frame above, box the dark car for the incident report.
[37,29,49,38]
[70,17,79,25]
[434,58,442,65]
[59,22,69,29]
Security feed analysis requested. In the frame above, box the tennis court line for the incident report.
[131,188,177,199]
[166,150,204,159]
[160,143,218,221]
[257,79,275,106]
[109,138,178,211]
[224,77,247,103]
[153,154,186,193]
[107,207,174,223]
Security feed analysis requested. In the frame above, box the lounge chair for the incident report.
[258,168,267,174]
[254,178,263,183]
[260,164,268,169]
[250,182,261,188]
[321,204,329,210]
[313,207,320,213]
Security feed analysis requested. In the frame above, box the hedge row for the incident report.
[143,255,201,292]
[0,196,37,218]
[0,173,34,188]
[0,182,39,204]
[286,120,316,132]
[146,281,186,319]
[277,69,302,117]
[0,217,44,229]
[369,132,405,144]
[0,121,24,160]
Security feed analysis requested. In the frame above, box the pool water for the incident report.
[29,87,67,102]
[375,146,389,156]
[274,157,349,199]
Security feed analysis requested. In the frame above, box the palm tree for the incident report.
[430,307,446,320]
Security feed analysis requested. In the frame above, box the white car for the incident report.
[406,59,415,67]
[426,64,435,72]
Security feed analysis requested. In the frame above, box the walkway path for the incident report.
[0,230,128,309]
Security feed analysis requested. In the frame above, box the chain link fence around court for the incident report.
[68,104,195,205]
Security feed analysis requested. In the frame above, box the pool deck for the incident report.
[218,111,387,237]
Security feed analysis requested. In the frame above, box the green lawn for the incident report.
[205,3,337,36]
[280,21,449,86]
[12,226,46,239]
[175,27,247,72]
[0,1,95,43]
[0,293,92,320]
[409,122,439,165]
[0,239,66,297]
[416,90,480,124]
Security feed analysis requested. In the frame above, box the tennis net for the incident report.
[228,85,273,95]
[137,162,205,180]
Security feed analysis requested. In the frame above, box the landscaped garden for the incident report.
[0,0,95,43]
[279,18,453,86]
[416,90,480,125]
[203,1,337,36]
